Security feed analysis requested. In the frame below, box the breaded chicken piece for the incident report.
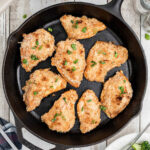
[77,90,101,133]
[100,71,133,119]
[51,39,86,88]
[60,15,106,39]
[22,69,67,111]
[41,90,78,133]
[20,29,55,72]
[84,41,128,82]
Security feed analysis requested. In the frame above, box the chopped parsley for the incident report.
[64,60,67,66]
[71,20,74,24]
[145,33,150,40]
[98,50,106,55]
[123,80,126,83]
[92,120,96,124]
[118,86,126,94]
[33,91,38,95]
[71,44,76,50]
[31,55,39,60]
[23,59,28,64]
[63,97,67,103]
[23,14,27,19]
[100,105,106,111]
[81,106,84,112]
[114,51,118,58]
[61,115,66,121]
[91,61,97,67]
[67,50,72,55]
[72,66,76,72]
[50,86,54,88]
[36,40,39,46]
[87,99,92,102]
[32,46,37,49]
[55,78,58,82]
[82,27,87,33]
[72,20,78,28]
[99,61,105,64]
[38,45,43,50]
[73,59,78,64]
[48,27,53,32]
[51,113,61,122]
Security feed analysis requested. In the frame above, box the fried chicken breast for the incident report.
[51,39,86,88]
[77,90,101,133]
[22,69,67,111]
[100,71,133,119]
[41,90,78,133]
[60,15,106,39]
[84,41,128,82]
[20,29,55,72]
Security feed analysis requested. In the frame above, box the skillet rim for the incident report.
[2,2,148,147]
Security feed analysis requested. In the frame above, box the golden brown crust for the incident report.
[22,69,67,111]
[100,71,133,118]
[60,15,106,39]
[77,89,101,133]
[41,90,78,133]
[20,29,55,72]
[51,39,86,88]
[84,41,128,82]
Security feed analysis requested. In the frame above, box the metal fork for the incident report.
[126,122,150,150]
[0,124,18,150]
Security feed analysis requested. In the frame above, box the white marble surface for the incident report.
[0,0,150,149]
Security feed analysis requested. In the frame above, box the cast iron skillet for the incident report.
[2,0,147,149]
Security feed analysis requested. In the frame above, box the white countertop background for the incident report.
[0,0,150,149]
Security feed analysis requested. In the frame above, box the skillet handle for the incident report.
[100,0,124,20]
[14,116,71,150]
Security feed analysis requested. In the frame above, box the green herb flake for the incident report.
[23,59,28,64]
[118,86,126,94]
[114,51,118,58]
[92,120,96,124]
[48,27,53,32]
[91,61,97,67]
[145,33,150,40]
[87,99,92,103]
[63,97,67,103]
[67,50,72,55]
[61,115,66,121]
[32,46,37,49]
[23,14,27,19]
[38,45,43,50]
[31,55,39,60]
[100,105,106,111]
[72,66,76,72]
[71,20,74,24]
[51,118,56,122]
[73,59,78,64]
[55,78,58,82]
[50,86,54,88]
[72,20,79,29]
[33,91,38,95]
[51,113,61,122]
[123,80,126,83]
[36,40,39,46]
[82,27,87,33]
[99,61,105,64]
[64,60,67,66]
[71,44,76,50]
[98,50,106,55]
[81,106,84,112]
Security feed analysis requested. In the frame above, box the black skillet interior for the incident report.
[3,1,147,146]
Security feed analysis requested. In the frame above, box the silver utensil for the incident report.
[0,124,18,150]
[126,122,150,150]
